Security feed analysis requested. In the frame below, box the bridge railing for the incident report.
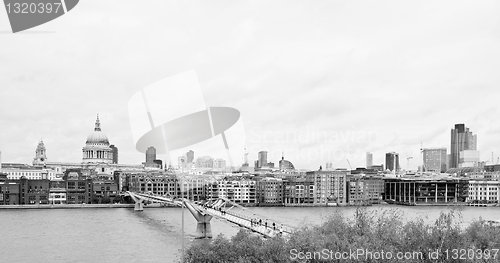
[128,192,295,234]
[207,206,294,234]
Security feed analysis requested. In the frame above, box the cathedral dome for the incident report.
[279,153,295,171]
[85,115,109,145]
[86,131,109,144]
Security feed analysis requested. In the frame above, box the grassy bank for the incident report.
[181,208,500,262]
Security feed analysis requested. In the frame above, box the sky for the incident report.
[0,0,500,170]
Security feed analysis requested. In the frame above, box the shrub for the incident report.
[181,208,500,263]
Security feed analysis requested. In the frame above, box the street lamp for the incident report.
[176,173,186,263]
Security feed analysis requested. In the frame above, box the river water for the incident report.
[1,205,499,263]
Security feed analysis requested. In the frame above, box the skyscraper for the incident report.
[146,146,156,164]
[385,152,400,172]
[258,151,268,168]
[186,150,194,163]
[422,148,447,172]
[450,124,477,168]
[366,152,373,168]
[110,145,118,164]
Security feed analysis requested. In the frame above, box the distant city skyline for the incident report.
[1,118,498,171]
[1,1,500,169]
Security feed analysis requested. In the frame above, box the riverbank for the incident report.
[0,202,186,209]
[0,204,136,209]
[1,202,495,209]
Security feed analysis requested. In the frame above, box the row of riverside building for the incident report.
[0,167,494,206]
[4,165,500,206]
[0,169,381,206]
[122,166,500,206]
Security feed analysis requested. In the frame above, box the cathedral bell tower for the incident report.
[33,140,47,165]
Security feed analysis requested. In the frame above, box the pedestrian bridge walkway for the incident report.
[125,191,294,238]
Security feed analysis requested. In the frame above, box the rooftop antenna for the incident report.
[243,143,249,166]
[420,118,423,173]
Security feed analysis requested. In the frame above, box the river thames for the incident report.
[1,205,499,263]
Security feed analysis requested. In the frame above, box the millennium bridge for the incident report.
[124,191,294,239]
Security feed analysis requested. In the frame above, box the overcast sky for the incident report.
[1,1,499,170]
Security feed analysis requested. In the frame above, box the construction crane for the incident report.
[393,132,413,172]
[346,159,352,170]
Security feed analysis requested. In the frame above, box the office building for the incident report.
[459,150,480,168]
[255,150,274,169]
[195,156,214,168]
[109,145,118,164]
[258,151,267,168]
[450,124,477,168]
[146,147,156,164]
[384,177,468,204]
[385,152,400,172]
[186,150,194,163]
[422,148,447,172]
[366,152,373,168]
[213,158,226,169]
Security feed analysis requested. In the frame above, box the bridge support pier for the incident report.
[194,214,213,239]
[134,202,144,211]
[183,201,213,239]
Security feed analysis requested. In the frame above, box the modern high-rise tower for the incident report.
[385,152,400,172]
[109,145,118,164]
[186,150,194,163]
[257,151,268,168]
[450,124,477,169]
[146,146,156,164]
[366,152,373,168]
